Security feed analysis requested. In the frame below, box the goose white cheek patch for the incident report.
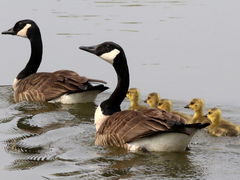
[100,49,120,64]
[17,24,31,38]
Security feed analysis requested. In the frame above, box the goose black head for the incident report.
[79,41,124,65]
[2,19,39,39]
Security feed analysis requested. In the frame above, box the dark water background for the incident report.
[0,0,240,179]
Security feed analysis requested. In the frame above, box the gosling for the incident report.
[206,108,239,137]
[144,92,160,108]
[184,98,210,124]
[126,88,147,111]
[158,99,191,122]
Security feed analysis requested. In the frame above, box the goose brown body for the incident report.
[95,108,206,150]
[14,70,107,102]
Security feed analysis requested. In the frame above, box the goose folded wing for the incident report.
[97,109,188,144]
[141,108,187,125]
[14,70,100,101]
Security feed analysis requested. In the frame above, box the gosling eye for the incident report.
[190,102,194,105]
[208,112,212,115]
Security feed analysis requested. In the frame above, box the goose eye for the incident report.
[18,22,24,28]
[105,44,111,50]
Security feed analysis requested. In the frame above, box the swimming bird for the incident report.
[79,41,209,152]
[184,98,210,124]
[158,99,191,122]
[144,92,160,108]
[2,19,108,104]
[126,88,147,111]
[206,108,239,137]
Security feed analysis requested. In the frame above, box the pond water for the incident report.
[0,0,240,179]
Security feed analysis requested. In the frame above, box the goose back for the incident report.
[14,70,107,102]
[95,108,200,149]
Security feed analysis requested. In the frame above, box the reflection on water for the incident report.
[97,151,203,179]
[0,86,239,179]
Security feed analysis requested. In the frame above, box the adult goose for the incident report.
[2,19,108,104]
[79,41,209,152]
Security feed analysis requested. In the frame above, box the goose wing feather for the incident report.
[14,70,104,102]
[96,109,192,146]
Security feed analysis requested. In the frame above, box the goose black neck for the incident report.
[17,29,43,80]
[101,53,129,115]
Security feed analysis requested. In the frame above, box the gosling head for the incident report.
[184,98,204,112]
[126,88,140,102]
[144,92,160,108]
[157,99,172,112]
[206,108,222,124]
[79,41,125,65]
[2,19,40,39]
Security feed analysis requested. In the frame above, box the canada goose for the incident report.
[144,92,160,108]
[2,19,108,104]
[184,98,210,124]
[79,41,209,152]
[206,108,239,137]
[158,99,191,122]
[126,88,147,111]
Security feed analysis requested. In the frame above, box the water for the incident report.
[0,0,240,179]
[0,86,240,180]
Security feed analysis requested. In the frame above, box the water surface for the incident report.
[0,0,240,179]
[0,86,240,179]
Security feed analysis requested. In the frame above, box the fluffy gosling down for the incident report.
[184,98,210,124]
[126,88,147,111]
[158,99,191,122]
[144,92,160,108]
[79,41,209,152]
[206,108,240,137]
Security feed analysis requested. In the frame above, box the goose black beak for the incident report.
[184,105,189,109]
[2,28,15,35]
[79,45,97,55]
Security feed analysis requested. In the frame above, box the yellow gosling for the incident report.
[145,92,160,108]
[126,88,147,111]
[158,99,191,122]
[206,108,239,137]
[184,98,210,124]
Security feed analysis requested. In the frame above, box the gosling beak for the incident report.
[144,100,147,103]
[2,27,16,35]
[184,105,189,109]
[79,45,98,55]
[203,115,208,118]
